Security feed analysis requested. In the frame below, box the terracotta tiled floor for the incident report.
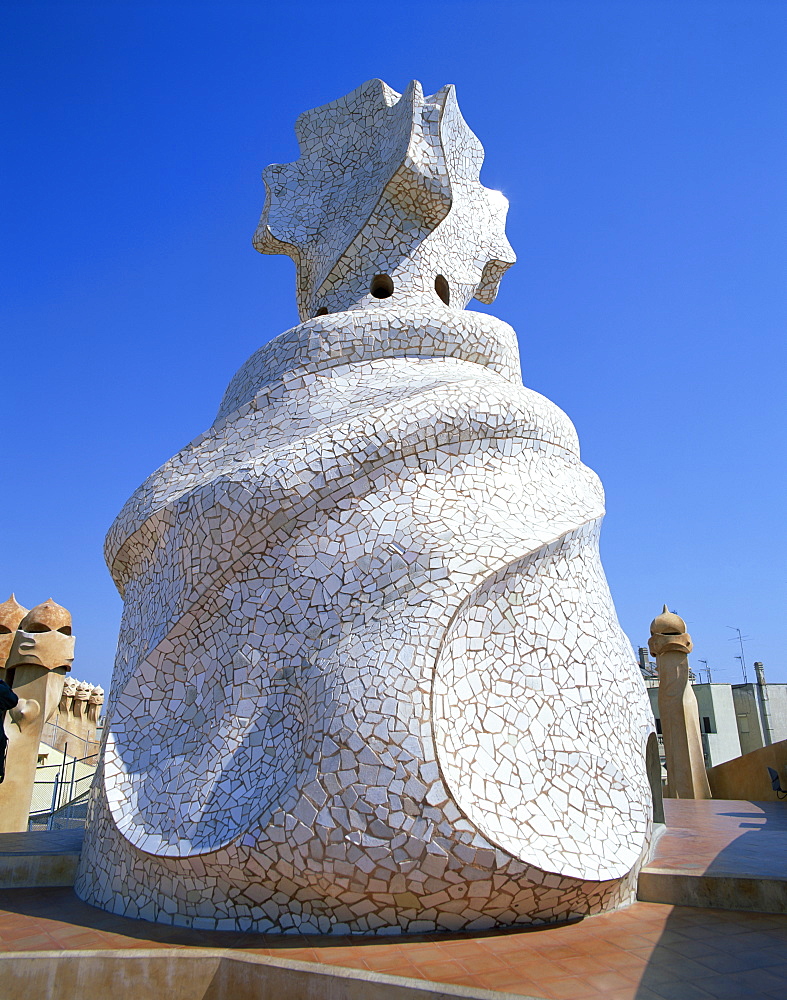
[1,887,786,999]
[650,799,787,879]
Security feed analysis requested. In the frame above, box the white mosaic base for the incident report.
[77,80,654,934]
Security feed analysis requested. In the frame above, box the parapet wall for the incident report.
[707,739,787,802]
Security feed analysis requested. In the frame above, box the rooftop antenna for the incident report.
[726,626,750,683]
[698,659,712,683]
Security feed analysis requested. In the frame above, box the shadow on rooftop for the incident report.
[634,800,787,1000]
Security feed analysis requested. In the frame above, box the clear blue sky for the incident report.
[2,1,785,692]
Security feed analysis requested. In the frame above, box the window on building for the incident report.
[702,716,715,734]
[737,714,750,734]
[655,718,662,734]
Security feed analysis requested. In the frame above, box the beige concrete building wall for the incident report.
[732,683,787,754]
[693,684,741,767]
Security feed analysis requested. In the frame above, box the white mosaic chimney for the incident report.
[77,80,655,934]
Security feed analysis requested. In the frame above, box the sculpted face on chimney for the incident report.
[8,599,75,673]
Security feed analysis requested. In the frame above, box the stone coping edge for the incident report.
[637,872,787,915]
[0,852,80,889]
[641,866,787,880]
[0,948,539,1000]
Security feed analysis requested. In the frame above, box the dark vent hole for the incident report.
[314,306,329,317]
[435,275,450,306]
[370,274,394,299]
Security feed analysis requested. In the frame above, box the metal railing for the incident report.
[28,790,91,831]
[29,752,98,828]
[40,719,102,760]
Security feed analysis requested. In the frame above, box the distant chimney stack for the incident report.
[754,661,766,686]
